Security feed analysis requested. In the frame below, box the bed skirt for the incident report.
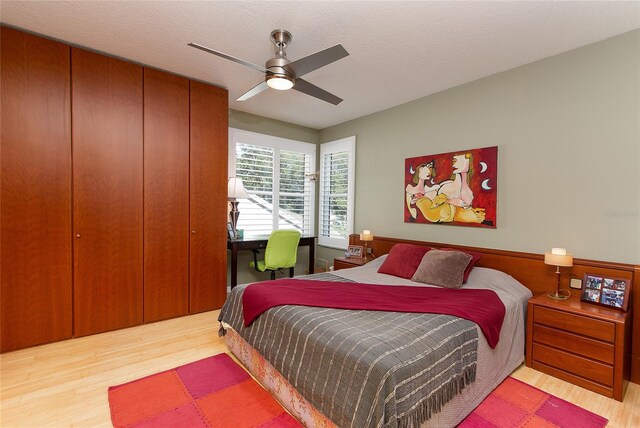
[224,325,336,427]
[224,320,525,428]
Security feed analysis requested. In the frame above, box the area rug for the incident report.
[108,353,301,427]
[458,376,608,427]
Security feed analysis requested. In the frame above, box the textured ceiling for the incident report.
[2,1,639,129]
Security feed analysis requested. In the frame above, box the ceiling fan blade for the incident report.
[286,44,349,78]
[236,81,269,101]
[188,43,266,73]
[293,78,343,105]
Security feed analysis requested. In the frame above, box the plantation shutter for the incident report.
[318,136,356,249]
[279,150,313,235]
[235,143,275,237]
[230,129,315,239]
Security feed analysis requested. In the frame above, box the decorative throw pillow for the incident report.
[441,247,482,283]
[377,244,432,279]
[411,249,473,289]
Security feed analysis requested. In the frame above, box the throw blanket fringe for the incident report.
[401,365,477,428]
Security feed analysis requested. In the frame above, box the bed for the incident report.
[219,243,533,428]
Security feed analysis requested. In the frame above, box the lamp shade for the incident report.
[360,230,374,241]
[228,177,248,199]
[544,250,573,267]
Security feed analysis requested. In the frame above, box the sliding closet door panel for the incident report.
[72,48,143,337]
[0,27,72,352]
[189,81,228,313]
[143,68,189,322]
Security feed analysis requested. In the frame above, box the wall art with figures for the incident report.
[404,146,497,228]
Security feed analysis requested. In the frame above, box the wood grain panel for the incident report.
[531,361,614,398]
[143,68,189,322]
[534,306,615,342]
[333,257,366,271]
[72,48,143,336]
[632,266,639,384]
[189,81,228,313]
[348,234,636,297]
[533,324,614,364]
[1,27,72,352]
[617,317,632,401]
[533,342,613,386]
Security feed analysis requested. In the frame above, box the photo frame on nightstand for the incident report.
[346,245,363,258]
[580,273,630,311]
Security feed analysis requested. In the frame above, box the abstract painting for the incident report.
[404,146,497,228]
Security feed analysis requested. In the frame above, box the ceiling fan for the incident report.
[188,30,349,105]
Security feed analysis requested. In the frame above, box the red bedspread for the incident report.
[242,279,506,348]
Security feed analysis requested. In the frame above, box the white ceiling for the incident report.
[2,1,639,129]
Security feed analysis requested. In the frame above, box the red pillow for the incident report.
[441,248,482,283]
[378,244,432,279]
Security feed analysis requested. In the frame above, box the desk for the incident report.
[227,236,316,289]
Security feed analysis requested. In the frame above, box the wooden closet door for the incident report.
[1,27,72,352]
[72,48,143,337]
[189,81,228,313]
[143,68,189,322]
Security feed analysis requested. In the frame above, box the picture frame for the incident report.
[227,222,236,240]
[405,146,497,228]
[346,245,364,258]
[580,273,631,311]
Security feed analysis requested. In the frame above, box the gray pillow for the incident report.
[411,249,473,289]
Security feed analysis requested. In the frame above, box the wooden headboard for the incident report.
[348,234,640,384]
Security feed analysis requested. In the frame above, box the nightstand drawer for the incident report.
[534,306,615,342]
[333,257,366,271]
[533,324,614,364]
[532,343,613,386]
[333,259,353,271]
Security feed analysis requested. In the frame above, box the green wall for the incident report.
[229,109,320,144]
[317,30,640,265]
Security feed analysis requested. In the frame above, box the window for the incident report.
[229,129,315,238]
[318,136,355,249]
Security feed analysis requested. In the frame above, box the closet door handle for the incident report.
[76,234,81,238]
[191,230,196,234]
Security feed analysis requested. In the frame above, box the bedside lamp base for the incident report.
[547,290,570,300]
[547,267,571,300]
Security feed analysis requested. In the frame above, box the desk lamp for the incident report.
[228,177,248,237]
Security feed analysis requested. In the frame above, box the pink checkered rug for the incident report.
[458,376,608,427]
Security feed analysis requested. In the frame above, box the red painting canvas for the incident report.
[404,146,497,228]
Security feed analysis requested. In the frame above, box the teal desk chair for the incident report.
[250,230,301,280]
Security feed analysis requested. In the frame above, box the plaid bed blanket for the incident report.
[219,273,479,428]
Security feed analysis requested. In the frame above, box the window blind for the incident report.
[318,136,355,249]
[230,129,316,239]
[235,143,274,237]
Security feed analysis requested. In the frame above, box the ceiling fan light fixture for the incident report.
[266,74,294,90]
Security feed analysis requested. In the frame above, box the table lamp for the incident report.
[228,177,248,237]
[360,229,374,261]
[544,247,573,300]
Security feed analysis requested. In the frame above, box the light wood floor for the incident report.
[1,310,638,427]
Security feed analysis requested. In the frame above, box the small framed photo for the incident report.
[581,273,631,311]
[227,222,236,240]
[346,245,364,258]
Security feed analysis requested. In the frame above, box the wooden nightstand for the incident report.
[525,293,631,401]
[333,257,366,271]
